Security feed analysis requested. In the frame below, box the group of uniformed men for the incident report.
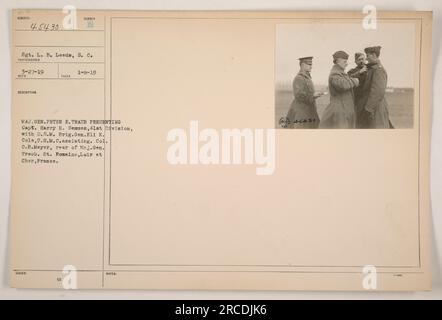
[285,46,394,129]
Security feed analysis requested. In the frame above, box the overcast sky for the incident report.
[276,21,416,88]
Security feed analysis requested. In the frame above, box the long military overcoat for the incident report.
[356,62,392,129]
[319,64,359,129]
[286,71,320,129]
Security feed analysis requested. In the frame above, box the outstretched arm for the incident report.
[330,74,359,92]
[347,68,359,78]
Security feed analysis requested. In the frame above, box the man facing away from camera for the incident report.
[356,46,394,129]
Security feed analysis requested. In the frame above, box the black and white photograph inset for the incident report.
[275,22,416,129]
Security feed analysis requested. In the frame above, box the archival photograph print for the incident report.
[275,22,416,129]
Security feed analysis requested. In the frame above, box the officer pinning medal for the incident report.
[279,45,396,129]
